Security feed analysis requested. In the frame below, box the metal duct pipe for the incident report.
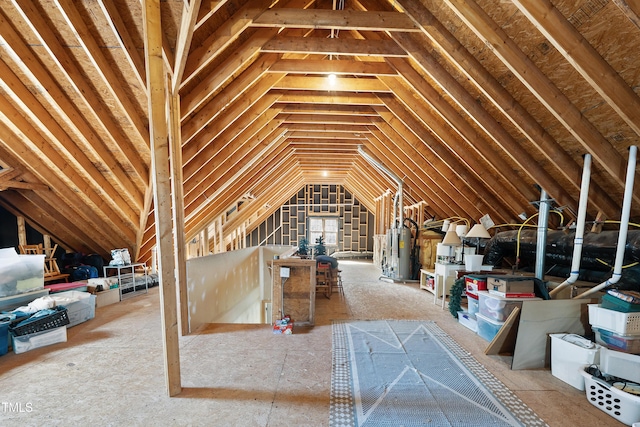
[535,188,550,280]
[575,146,637,299]
[358,147,404,226]
[550,154,592,297]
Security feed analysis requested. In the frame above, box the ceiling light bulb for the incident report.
[328,73,337,85]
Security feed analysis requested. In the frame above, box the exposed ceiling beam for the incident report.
[269,59,396,75]
[511,0,640,137]
[443,0,639,206]
[262,36,408,56]
[55,0,150,145]
[613,0,640,29]
[11,0,149,186]
[97,0,147,89]
[182,0,277,88]
[251,9,421,31]
[391,0,619,218]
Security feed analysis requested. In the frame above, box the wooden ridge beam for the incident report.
[287,130,368,139]
[251,9,421,32]
[279,113,376,125]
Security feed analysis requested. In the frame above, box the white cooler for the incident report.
[550,333,601,391]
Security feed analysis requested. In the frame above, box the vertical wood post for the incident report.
[169,90,189,336]
[143,0,181,397]
[17,216,26,246]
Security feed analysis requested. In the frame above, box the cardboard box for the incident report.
[95,288,119,307]
[487,275,534,296]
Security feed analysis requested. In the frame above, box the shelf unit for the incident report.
[103,263,149,301]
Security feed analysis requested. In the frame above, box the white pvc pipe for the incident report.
[575,146,637,299]
[358,146,404,226]
[549,154,591,297]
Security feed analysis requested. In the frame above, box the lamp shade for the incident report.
[466,223,491,239]
[442,225,462,245]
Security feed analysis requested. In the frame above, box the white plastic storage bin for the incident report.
[581,367,640,426]
[0,248,45,297]
[458,311,478,332]
[477,291,540,322]
[550,333,601,390]
[593,327,640,354]
[476,312,504,342]
[12,326,67,354]
[589,304,640,335]
[50,291,96,328]
[600,347,640,383]
[466,291,479,315]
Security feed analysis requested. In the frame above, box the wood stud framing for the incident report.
[0,1,638,313]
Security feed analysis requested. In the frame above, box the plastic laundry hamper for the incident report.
[581,367,640,426]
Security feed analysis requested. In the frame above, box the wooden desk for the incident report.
[271,258,316,326]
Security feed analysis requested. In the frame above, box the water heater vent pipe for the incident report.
[358,147,403,227]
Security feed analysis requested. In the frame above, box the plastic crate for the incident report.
[50,291,96,327]
[589,304,640,335]
[602,293,640,313]
[581,367,640,426]
[593,327,640,354]
[466,292,479,315]
[9,306,69,336]
[478,291,539,322]
[600,347,640,383]
[458,311,477,332]
[476,312,504,342]
[12,326,67,354]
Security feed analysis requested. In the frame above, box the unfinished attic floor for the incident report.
[0,260,623,426]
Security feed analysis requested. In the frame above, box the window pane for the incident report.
[309,218,323,231]
[325,233,337,245]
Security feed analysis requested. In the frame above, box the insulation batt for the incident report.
[483,229,640,290]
